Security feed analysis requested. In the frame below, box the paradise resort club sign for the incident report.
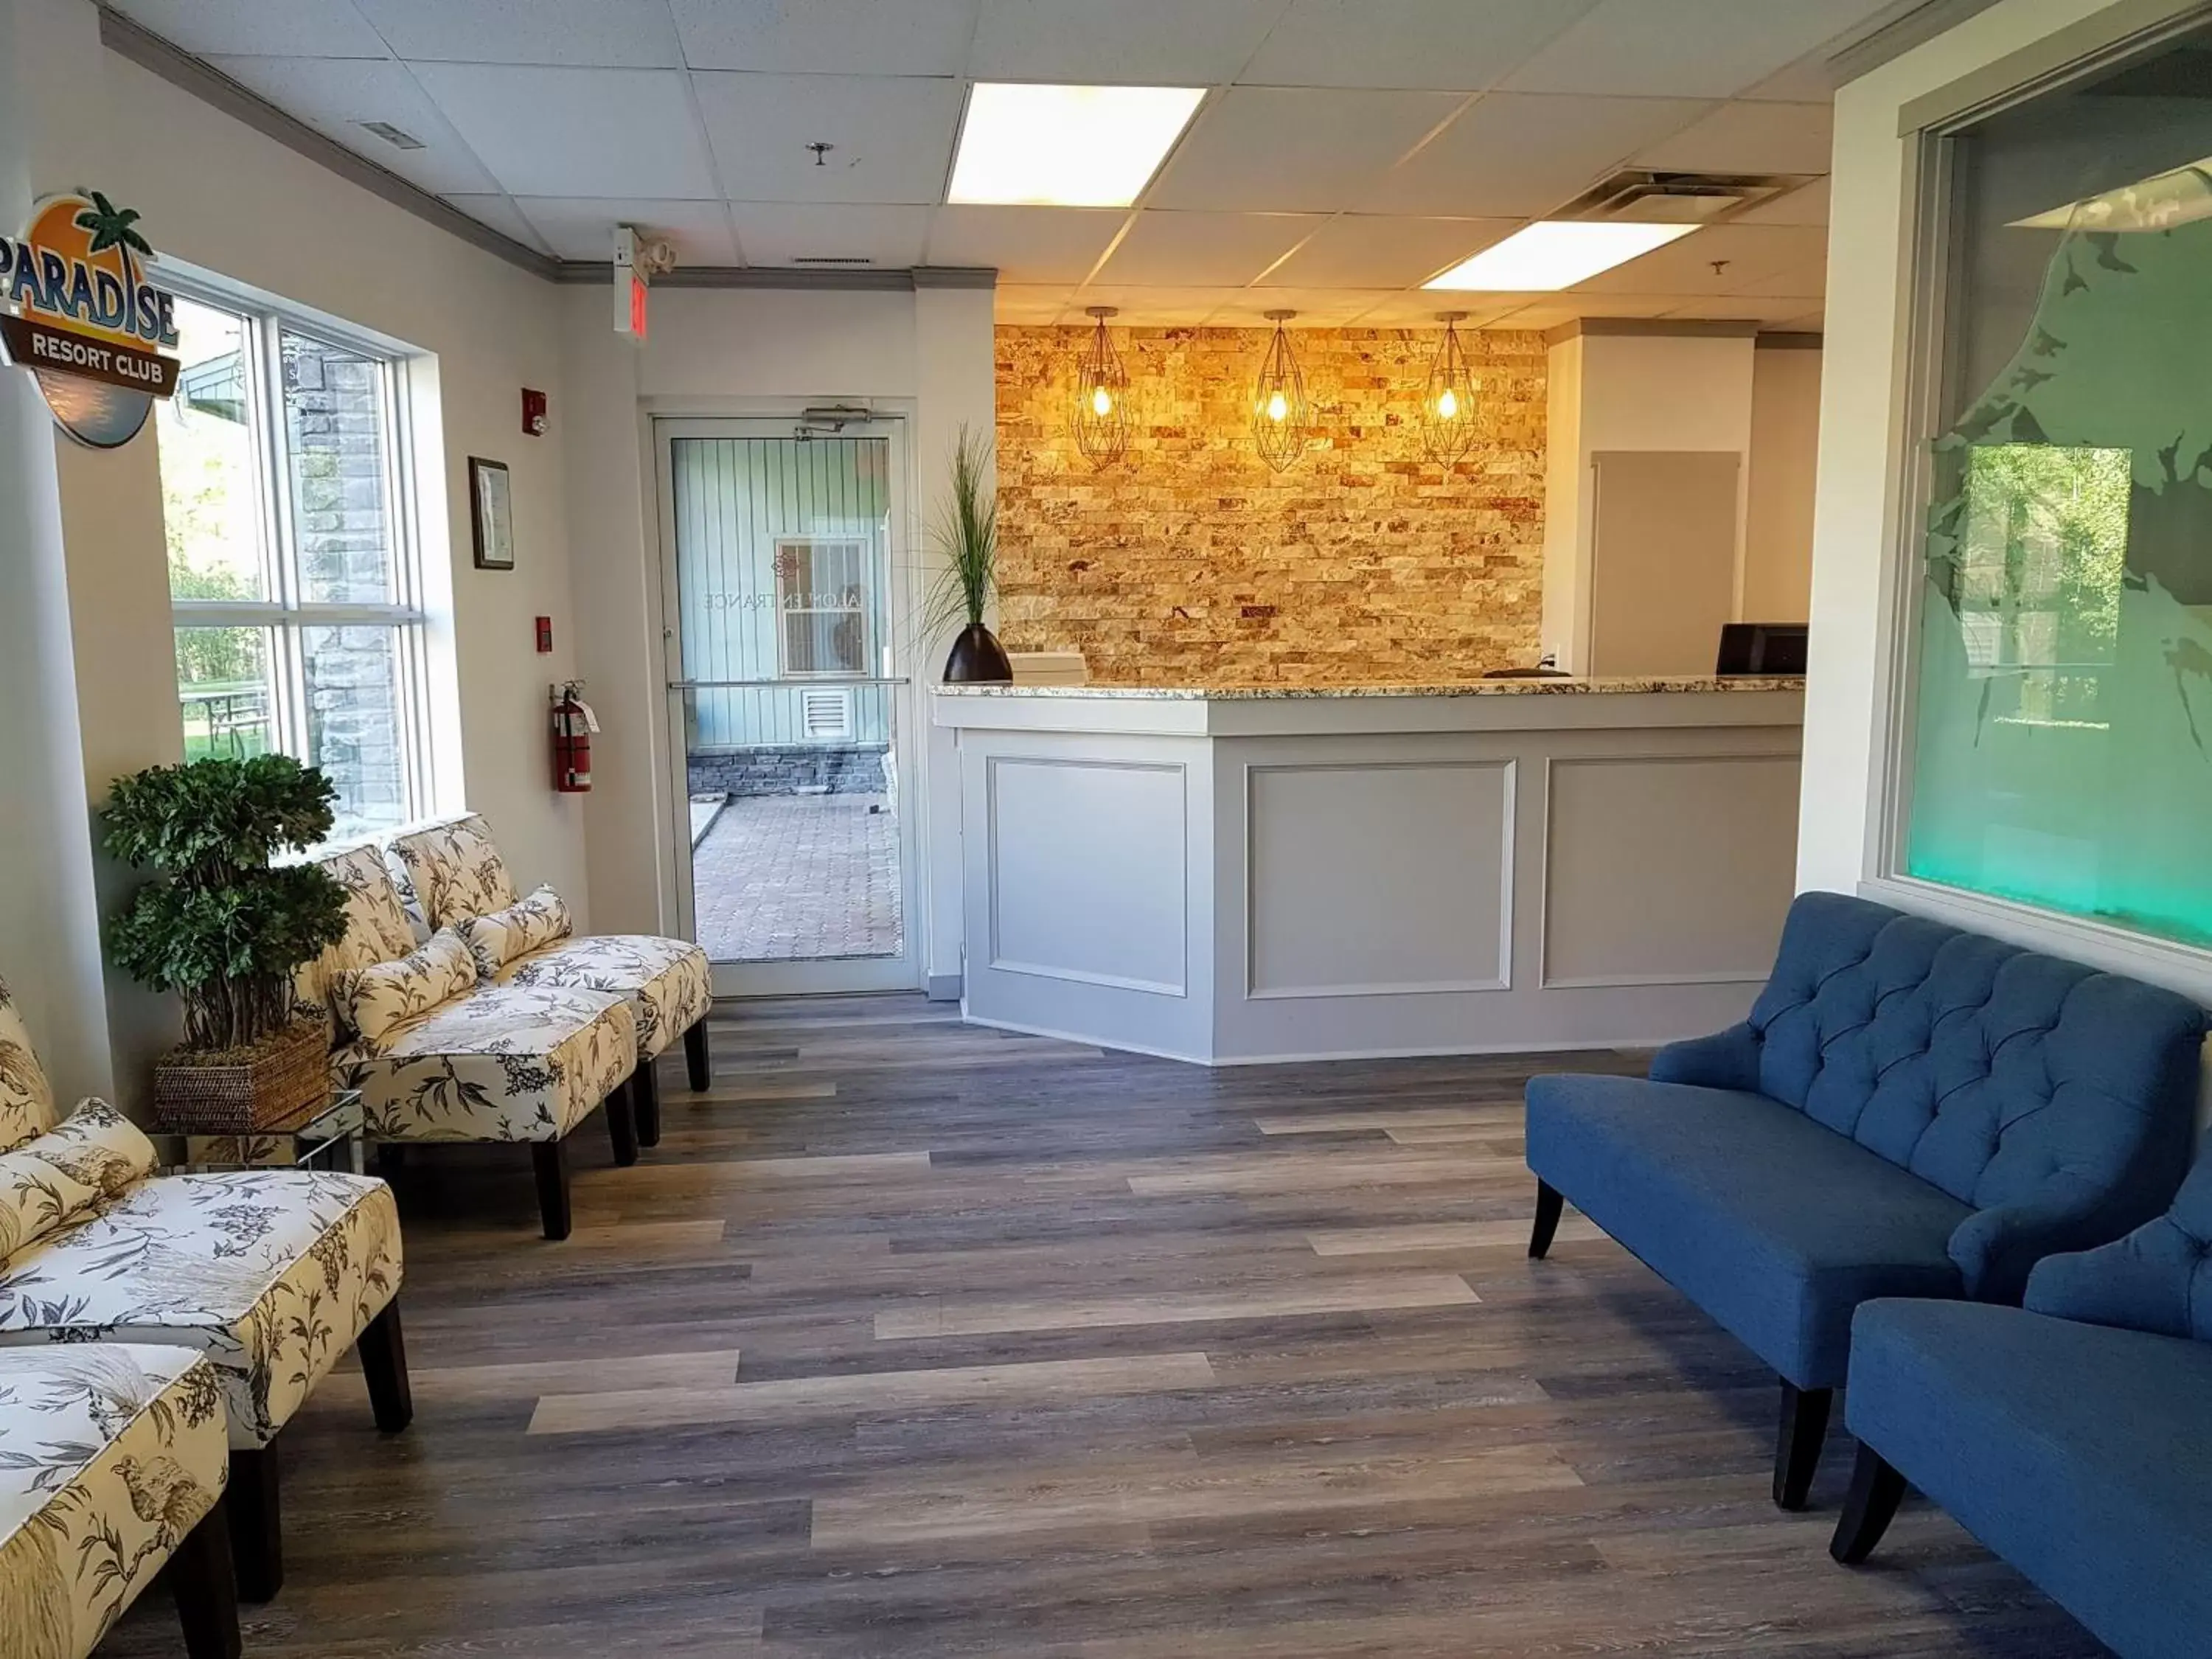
[0,191,180,448]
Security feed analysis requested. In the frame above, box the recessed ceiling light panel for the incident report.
[948,83,1206,209]
[1425,220,1698,291]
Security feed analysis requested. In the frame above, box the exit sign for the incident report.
[613,226,649,340]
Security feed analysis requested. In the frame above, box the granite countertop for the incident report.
[933,675,1804,700]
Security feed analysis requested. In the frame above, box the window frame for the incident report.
[1861,4,2212,998]
[772,535,874,681]
[161,278,434,832]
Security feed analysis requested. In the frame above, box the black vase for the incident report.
[943,621,1014,684]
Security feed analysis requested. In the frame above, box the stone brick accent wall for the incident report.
[995,326,1547,686]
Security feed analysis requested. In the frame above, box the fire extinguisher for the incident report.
[550,681,597,793]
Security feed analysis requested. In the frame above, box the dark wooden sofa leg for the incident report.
[1528,1181,1565,1259]
[166,1506,243,1658]
[684,1015,712,1092]
[1831,1443,1908,1563]
[225,1441,282,1602]
[358,1299,414,1433]
[532,1139,572,1240]
[607,1083,640,1168]
[1775,1380,1834,1511]
[630,1059,661,1149]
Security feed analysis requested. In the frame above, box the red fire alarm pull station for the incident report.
[522,388,548,437]
[535,616,553,653]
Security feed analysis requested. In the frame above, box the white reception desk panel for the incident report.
[936,681,1804,1065]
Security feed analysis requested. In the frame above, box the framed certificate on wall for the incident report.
[469,456,514,570]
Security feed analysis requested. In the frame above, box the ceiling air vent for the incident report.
[793,255,874,266]
[357,120,426,151]
[1559,170,1812,226]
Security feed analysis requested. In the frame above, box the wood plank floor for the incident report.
[105,996,2105,1658]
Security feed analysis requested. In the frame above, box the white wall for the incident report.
[1541,330,1758,671]
[1800,0,2160,894]
[1744,342,1823,622]
[563,281,996,992]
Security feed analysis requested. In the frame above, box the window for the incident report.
[158,291,429,842]
[1896,24,2212,947]
[774,538,872,678]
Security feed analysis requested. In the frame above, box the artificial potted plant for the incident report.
[104,754,352,1133]
[931,424,1013,683]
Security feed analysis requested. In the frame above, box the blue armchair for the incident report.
[1524,891,2205,1507]
[1834,1154,2212,1659]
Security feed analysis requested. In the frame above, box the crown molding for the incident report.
[1544,318,1764,345]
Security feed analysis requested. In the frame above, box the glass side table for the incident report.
[173,1089,367,1175]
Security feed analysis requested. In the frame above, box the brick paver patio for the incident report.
[691,793,902,962]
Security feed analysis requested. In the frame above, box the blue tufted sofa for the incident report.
[1523,891,2206,1508]
[1833,1152,2212,1659]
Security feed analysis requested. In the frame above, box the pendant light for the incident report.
[1072,305,1130,467]
[1251,309,1310,473]
[1421,310,1479,466]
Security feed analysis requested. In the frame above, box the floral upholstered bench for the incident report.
[384,813,713,1146]
[0,1345,238,1658]
[307,845,641,1239]
[0,978,408,1603]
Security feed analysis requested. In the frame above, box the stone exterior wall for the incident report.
[282,334,406,838]
[994,325,1547,686]
[689,745,888,798]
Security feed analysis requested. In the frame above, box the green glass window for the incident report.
[1902,36,2212,947]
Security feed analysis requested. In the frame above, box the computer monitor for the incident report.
[1716,622,1807,677]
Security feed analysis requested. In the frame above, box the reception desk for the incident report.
[935,678,1804,1065]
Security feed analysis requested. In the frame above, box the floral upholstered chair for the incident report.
[307,844,641,1239]
[0,978,408,1604]
[384,813,713,1147]
[0,1346,238,1658]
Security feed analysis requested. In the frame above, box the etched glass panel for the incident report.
[1906,105,2212,945]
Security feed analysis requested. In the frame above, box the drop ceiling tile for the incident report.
[994,285,1079,324]
[1734,261,1826,300]
[442,193,554,254]
[1736,176,1829,227]
[669,0,978,75]
[1239,0,1602,91]
[728,203,931,268]
[1574,222,1826,295]
[971,0,1284,83]
[1500,0,1898,99]
[1150,88,1462,215]
[1064,286,1234,327]
[1663,295,1828,323]
[1636,100,1833,176]
[413,63,717,197]
[1265,216,1517,290]
[515,197,740,262]
[1484,293,1685,329]
[1357,291,1525,329]
[108,0,390,58]
[206,57,498,195]
[695,74,963,205]
[355,0,683,66]
[1365,93,1711,218]
[1208,288,1399,327]
[927,207,1127,283]
[1093,211,1324,287]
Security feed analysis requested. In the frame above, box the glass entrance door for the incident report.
[656,418,919,995]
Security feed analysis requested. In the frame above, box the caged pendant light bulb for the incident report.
[1251,309,1310,472]
[1421,310,1479,466]
[1072,305,1130,466]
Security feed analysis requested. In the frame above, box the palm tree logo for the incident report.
[72,191,152,338]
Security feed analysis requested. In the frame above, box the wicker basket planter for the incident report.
[152,1015,330,1135]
